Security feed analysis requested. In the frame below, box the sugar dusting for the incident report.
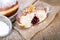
[0,21,9,36]
[0,0,17,8]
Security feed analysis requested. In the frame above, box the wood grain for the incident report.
[0,0,60,40]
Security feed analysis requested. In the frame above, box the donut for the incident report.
[0,0,18,17]
[17,5,47,29]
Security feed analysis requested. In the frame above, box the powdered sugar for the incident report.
[0,0,17,9]
[0,21,9,36]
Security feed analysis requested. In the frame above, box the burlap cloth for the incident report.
[0,0,60,40]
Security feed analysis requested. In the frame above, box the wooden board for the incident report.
[0,1,60,40]
[14,1,60,40]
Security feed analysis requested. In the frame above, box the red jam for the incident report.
[31,15,39,25]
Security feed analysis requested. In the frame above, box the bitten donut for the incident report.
[17,5,47,28]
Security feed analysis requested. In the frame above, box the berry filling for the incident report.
[31,15,39,25]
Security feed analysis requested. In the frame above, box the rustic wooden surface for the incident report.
[0,0,60,40]
[41,0,60,6]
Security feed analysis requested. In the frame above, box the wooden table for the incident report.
[0,0,60,40]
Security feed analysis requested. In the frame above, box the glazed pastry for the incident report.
[0,0,18,17]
